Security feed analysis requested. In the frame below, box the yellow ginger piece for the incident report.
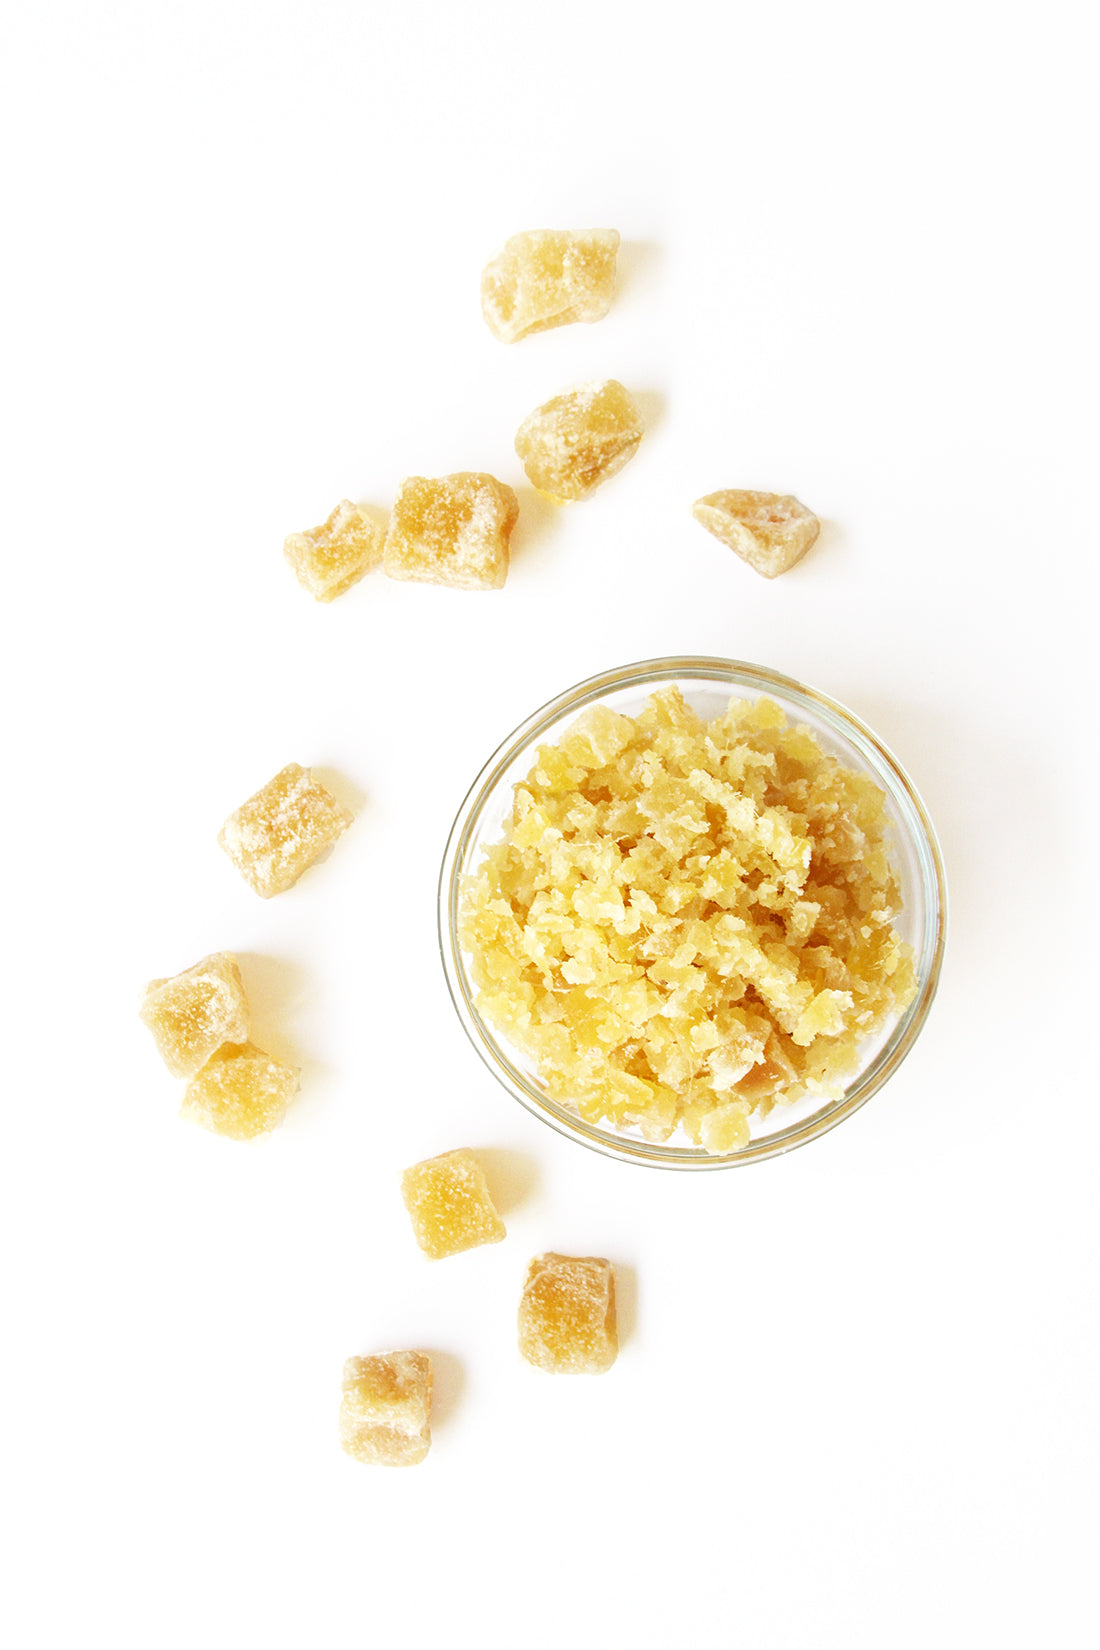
[140,952,249,1078]
[692,490,820,578]
[180,1041,299,1140]
[518,1253,618,1374]
[481,229,620,343]
[218,763,352,898]
[283,500,384,602]
[400,1148,506,1260]
[384,473,519,591]
[339,1352,432,1467]
[458,688,917,1152]
[515,380,643,503]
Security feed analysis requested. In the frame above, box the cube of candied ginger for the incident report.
[218,763,352,898]
[515,380,643,504]
[180,1041,299,1140]
[339,1352,432,1467]
[692,490,820,578]
[383,473,518,591]
[481,228,620,344]
[283,499,383,602]
[401,1148,506,1260]
[518,1253,618,1374]
[140,952,249,1078]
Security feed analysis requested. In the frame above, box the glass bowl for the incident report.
[438,658,946,1170]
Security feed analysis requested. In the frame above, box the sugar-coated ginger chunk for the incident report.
[140,952,249,1078]
[518,1253,618,1375]
[339,1352,432,1467]
[383,473,518,591]
[283,500,384,602]
[481,229,620,344]
[218,763,352,898]
[180,1041,299,1140]
[515,380,643,504]
[401,1148,506,1260]
[692,490,821,579]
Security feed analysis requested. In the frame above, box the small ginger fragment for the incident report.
[401,1148,506,1260]
[481,229,620,344]
[383,473,518,591]
[692,490,820,578]
[218,763,352,898]
[339,1352,432,1467]
[518,1253,618,1375]
[140,953,249,1078]
[283,500,384,602]
[515,380,643,503]
[180,1041,299,1140]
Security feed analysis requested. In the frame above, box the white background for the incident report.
[3,3,1098,1646]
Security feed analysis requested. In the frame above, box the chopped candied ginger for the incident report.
[383,473,518,591]
[180,1041,299,1140]
[401,1148,506,1260]
[515,380,643,504]
[140,952,249,1078]
[458,687,917,1153]
[481,228,620,344]
[518,1253,618,1375]
[339,1352,432,1467]
[692,490,820,579]
[283,499,383,602]
[218,763,352,898]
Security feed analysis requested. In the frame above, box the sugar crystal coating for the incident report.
[518,1253,617,1375]
[400,1148,506,1260]
[283,500,384,602]
[459,688,917,1152]
[515,380,643,504]
[692,490,820,579]
[383,473,518,591]
[218,763,352,898]
[180,1041,299,1140]
[339,1351,432,1467]
[481,229,620,344]
[140,952,249,1078]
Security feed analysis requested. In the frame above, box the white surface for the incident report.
[3,3,1097,1647]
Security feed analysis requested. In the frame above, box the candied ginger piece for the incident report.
[283,499,384,602]
[180,1041,299,1140]
[481,228,620,344]
[515,380,643,504]
[339,1351,432,1467]
[140,952,249,1078]
[218,763,352,898]
[700,1101,751,1155]
[518,1253,618,1375]
[692,490,820,579]
[383,473,518,591]
[401,1148,506,1260]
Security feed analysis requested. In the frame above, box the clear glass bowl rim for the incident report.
[438,656,947,1171]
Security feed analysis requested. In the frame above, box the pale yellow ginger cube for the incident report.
[218,763,352,898]
[518,1253,618,1375]
[481,228,620,344]
[383,473,518,591]
[560,703,635,768]
[283,500,384,602]
[401,1148,506,1260]
[180,1041,299,1140]
[140,952,249,1078]
[699,1102,752,1155]
[515,380,643,503]
[339,1352,432,1467]
[692,490,820,578]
